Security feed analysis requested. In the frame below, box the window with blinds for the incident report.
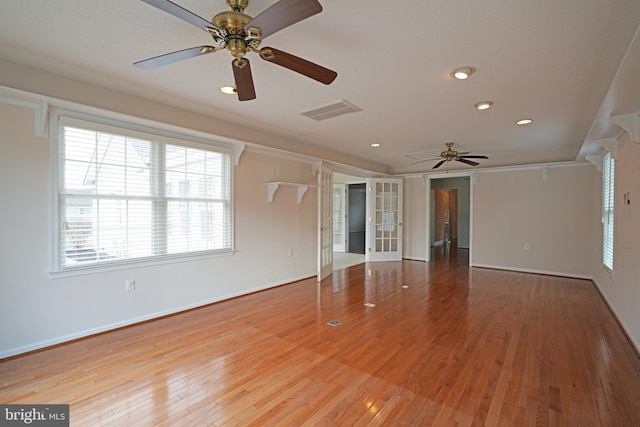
[602,152,615,272]
[55,116,233,271]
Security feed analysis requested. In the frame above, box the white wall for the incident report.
[0,102,318,358]
[591,134,640,351]
[472,165,597,278]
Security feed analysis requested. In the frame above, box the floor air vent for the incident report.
[301,99,362,121]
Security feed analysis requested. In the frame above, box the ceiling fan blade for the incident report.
[134,46,217,69]
[432,160,447,169]
[456,158,480,166]
[139,0,222,33]
[232,58,256,101]
[259,47,337,84]
[459,155,489,159]
[246,0,322,40]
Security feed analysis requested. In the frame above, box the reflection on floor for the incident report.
[334,244,469,271]
[333,252,365,270]
[430,243,469,266]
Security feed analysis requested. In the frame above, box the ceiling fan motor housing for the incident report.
[226,0,249,12]
[212,10,255,58]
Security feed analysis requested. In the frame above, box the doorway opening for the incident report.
[347,183,366,254]
[331,175,404,270]
[430,176,471,266]
[332,176,366,271]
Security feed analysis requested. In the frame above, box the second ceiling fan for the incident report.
[413,142,489,169]
[135,0,337,101]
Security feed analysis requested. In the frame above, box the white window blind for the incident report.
[56,116,232,271]
[602,152,615,272]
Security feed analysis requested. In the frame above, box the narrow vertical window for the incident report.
[55,116,233,271]
[602,152,615,272]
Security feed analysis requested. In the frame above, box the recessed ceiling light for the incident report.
[451,66,476,80]
[220,86,237,95]
[516,119,533,125]
[370,143,381,147]
[474,101,493,110]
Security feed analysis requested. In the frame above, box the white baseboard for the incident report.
[471,263,593,280]
[591,276,640,355]
[403,256,427,262]
[0,274,315,359]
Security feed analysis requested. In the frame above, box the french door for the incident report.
[317,164,333,281]
[332,183,346,253]
[366,178,403,262]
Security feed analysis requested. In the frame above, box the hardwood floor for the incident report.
[2,260,640,426]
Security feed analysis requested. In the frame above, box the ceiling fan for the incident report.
[413,142,489,169]
[135,0,337,101]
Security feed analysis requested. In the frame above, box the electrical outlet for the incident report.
[125,279,135,292]
[524,243,530,251]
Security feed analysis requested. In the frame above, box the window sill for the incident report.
[49,249,236,279]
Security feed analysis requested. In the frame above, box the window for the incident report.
[55,116,232,271]
[602,152,615,272]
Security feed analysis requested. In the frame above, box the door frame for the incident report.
[424,172,474,265]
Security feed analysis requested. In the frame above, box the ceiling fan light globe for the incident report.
[220,86,237,94]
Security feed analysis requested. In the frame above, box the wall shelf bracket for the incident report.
[266,182,317,203]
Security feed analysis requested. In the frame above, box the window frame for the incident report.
[601,152,615,273]
[50,110,235,276]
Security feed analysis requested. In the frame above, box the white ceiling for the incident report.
[1,0,639,175]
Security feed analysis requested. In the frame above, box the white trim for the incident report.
[586,154,604,172]
[0,85,247,152]
[35,100,48,138]
[597,137,620,160]
[471,263,593,280]
[610,112,640,144]
[0,273,315,359]
[403,256,427,262]
[49,250,236,279]
[397,161,591,180]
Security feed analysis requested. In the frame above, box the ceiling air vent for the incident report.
[301,99,362,121]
